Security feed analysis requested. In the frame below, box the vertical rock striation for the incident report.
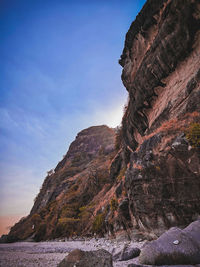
[117,0,200,237]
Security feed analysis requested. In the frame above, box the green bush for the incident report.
[186,123,200,147]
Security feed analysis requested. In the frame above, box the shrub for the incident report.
[71,153,82,166]
[60,205,77,218]
[110,198,118,211]
[79,205,94,218]
[186,123,200,147]
[117,167,126,181]
[55,218,80,238]
[31,213,42,226]
[34,223,47,242]
[92,213,105,234]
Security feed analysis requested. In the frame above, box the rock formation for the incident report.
[110,0,200,238]
[139,220,200,265]
[4,0,200,242]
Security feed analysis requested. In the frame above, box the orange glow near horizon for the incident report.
[0,215,25,236]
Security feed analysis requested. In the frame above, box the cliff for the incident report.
[114,0,200,237]
[5,0,200,242]
[119,0,200,150]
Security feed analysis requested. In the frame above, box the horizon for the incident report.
[0,0,146,236]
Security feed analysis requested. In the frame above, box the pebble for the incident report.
[173,240,180,245]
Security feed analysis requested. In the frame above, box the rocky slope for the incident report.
[4,0,200,242]
[6,125,116,242]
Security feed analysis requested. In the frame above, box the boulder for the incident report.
[113,244,140,261]
[57,248,113,267]
[139,220,200,265]
[128,265,200,267]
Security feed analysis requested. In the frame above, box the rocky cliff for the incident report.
[114,0,200,237]
[5,0,200,242]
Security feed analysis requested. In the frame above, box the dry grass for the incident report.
[136,112,200,148]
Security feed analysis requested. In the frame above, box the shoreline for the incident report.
[0,239,146,267]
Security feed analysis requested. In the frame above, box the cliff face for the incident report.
[120,0,200,150]
[31,125,115,215]
[5,0,200,243]
[115,0,200,237]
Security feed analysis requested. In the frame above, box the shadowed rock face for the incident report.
[124,132,200,235]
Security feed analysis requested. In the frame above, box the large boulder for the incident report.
[58,248,113,267]
[128,265,200,267]
[113,244,140,261]
[139,220,200,265]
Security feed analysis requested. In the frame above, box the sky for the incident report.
[0,0,145,234]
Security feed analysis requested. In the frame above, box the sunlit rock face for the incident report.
[118,0,200,236]
[120,0,200,150]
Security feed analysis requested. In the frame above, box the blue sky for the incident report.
[0,0,145,219]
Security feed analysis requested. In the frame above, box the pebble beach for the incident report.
[0,239,146,267]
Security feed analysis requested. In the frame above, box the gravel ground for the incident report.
[0,239,146,267]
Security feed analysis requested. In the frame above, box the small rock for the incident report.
[173,240,180,245]
[113,245,141,261]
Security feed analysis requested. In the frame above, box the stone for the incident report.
[57,249,113,267]
[128,264,198,267]
[173,240,180,245]
[139,220,200,265]
[113,244,140,261]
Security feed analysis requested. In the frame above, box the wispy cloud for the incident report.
[0,0,145,220]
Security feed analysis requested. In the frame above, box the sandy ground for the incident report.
[0,239,146,267]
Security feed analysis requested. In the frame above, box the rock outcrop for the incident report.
[120,0,200,150]
[139,220,200,265]
[58,249,113,267]
[110,0,200,238]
